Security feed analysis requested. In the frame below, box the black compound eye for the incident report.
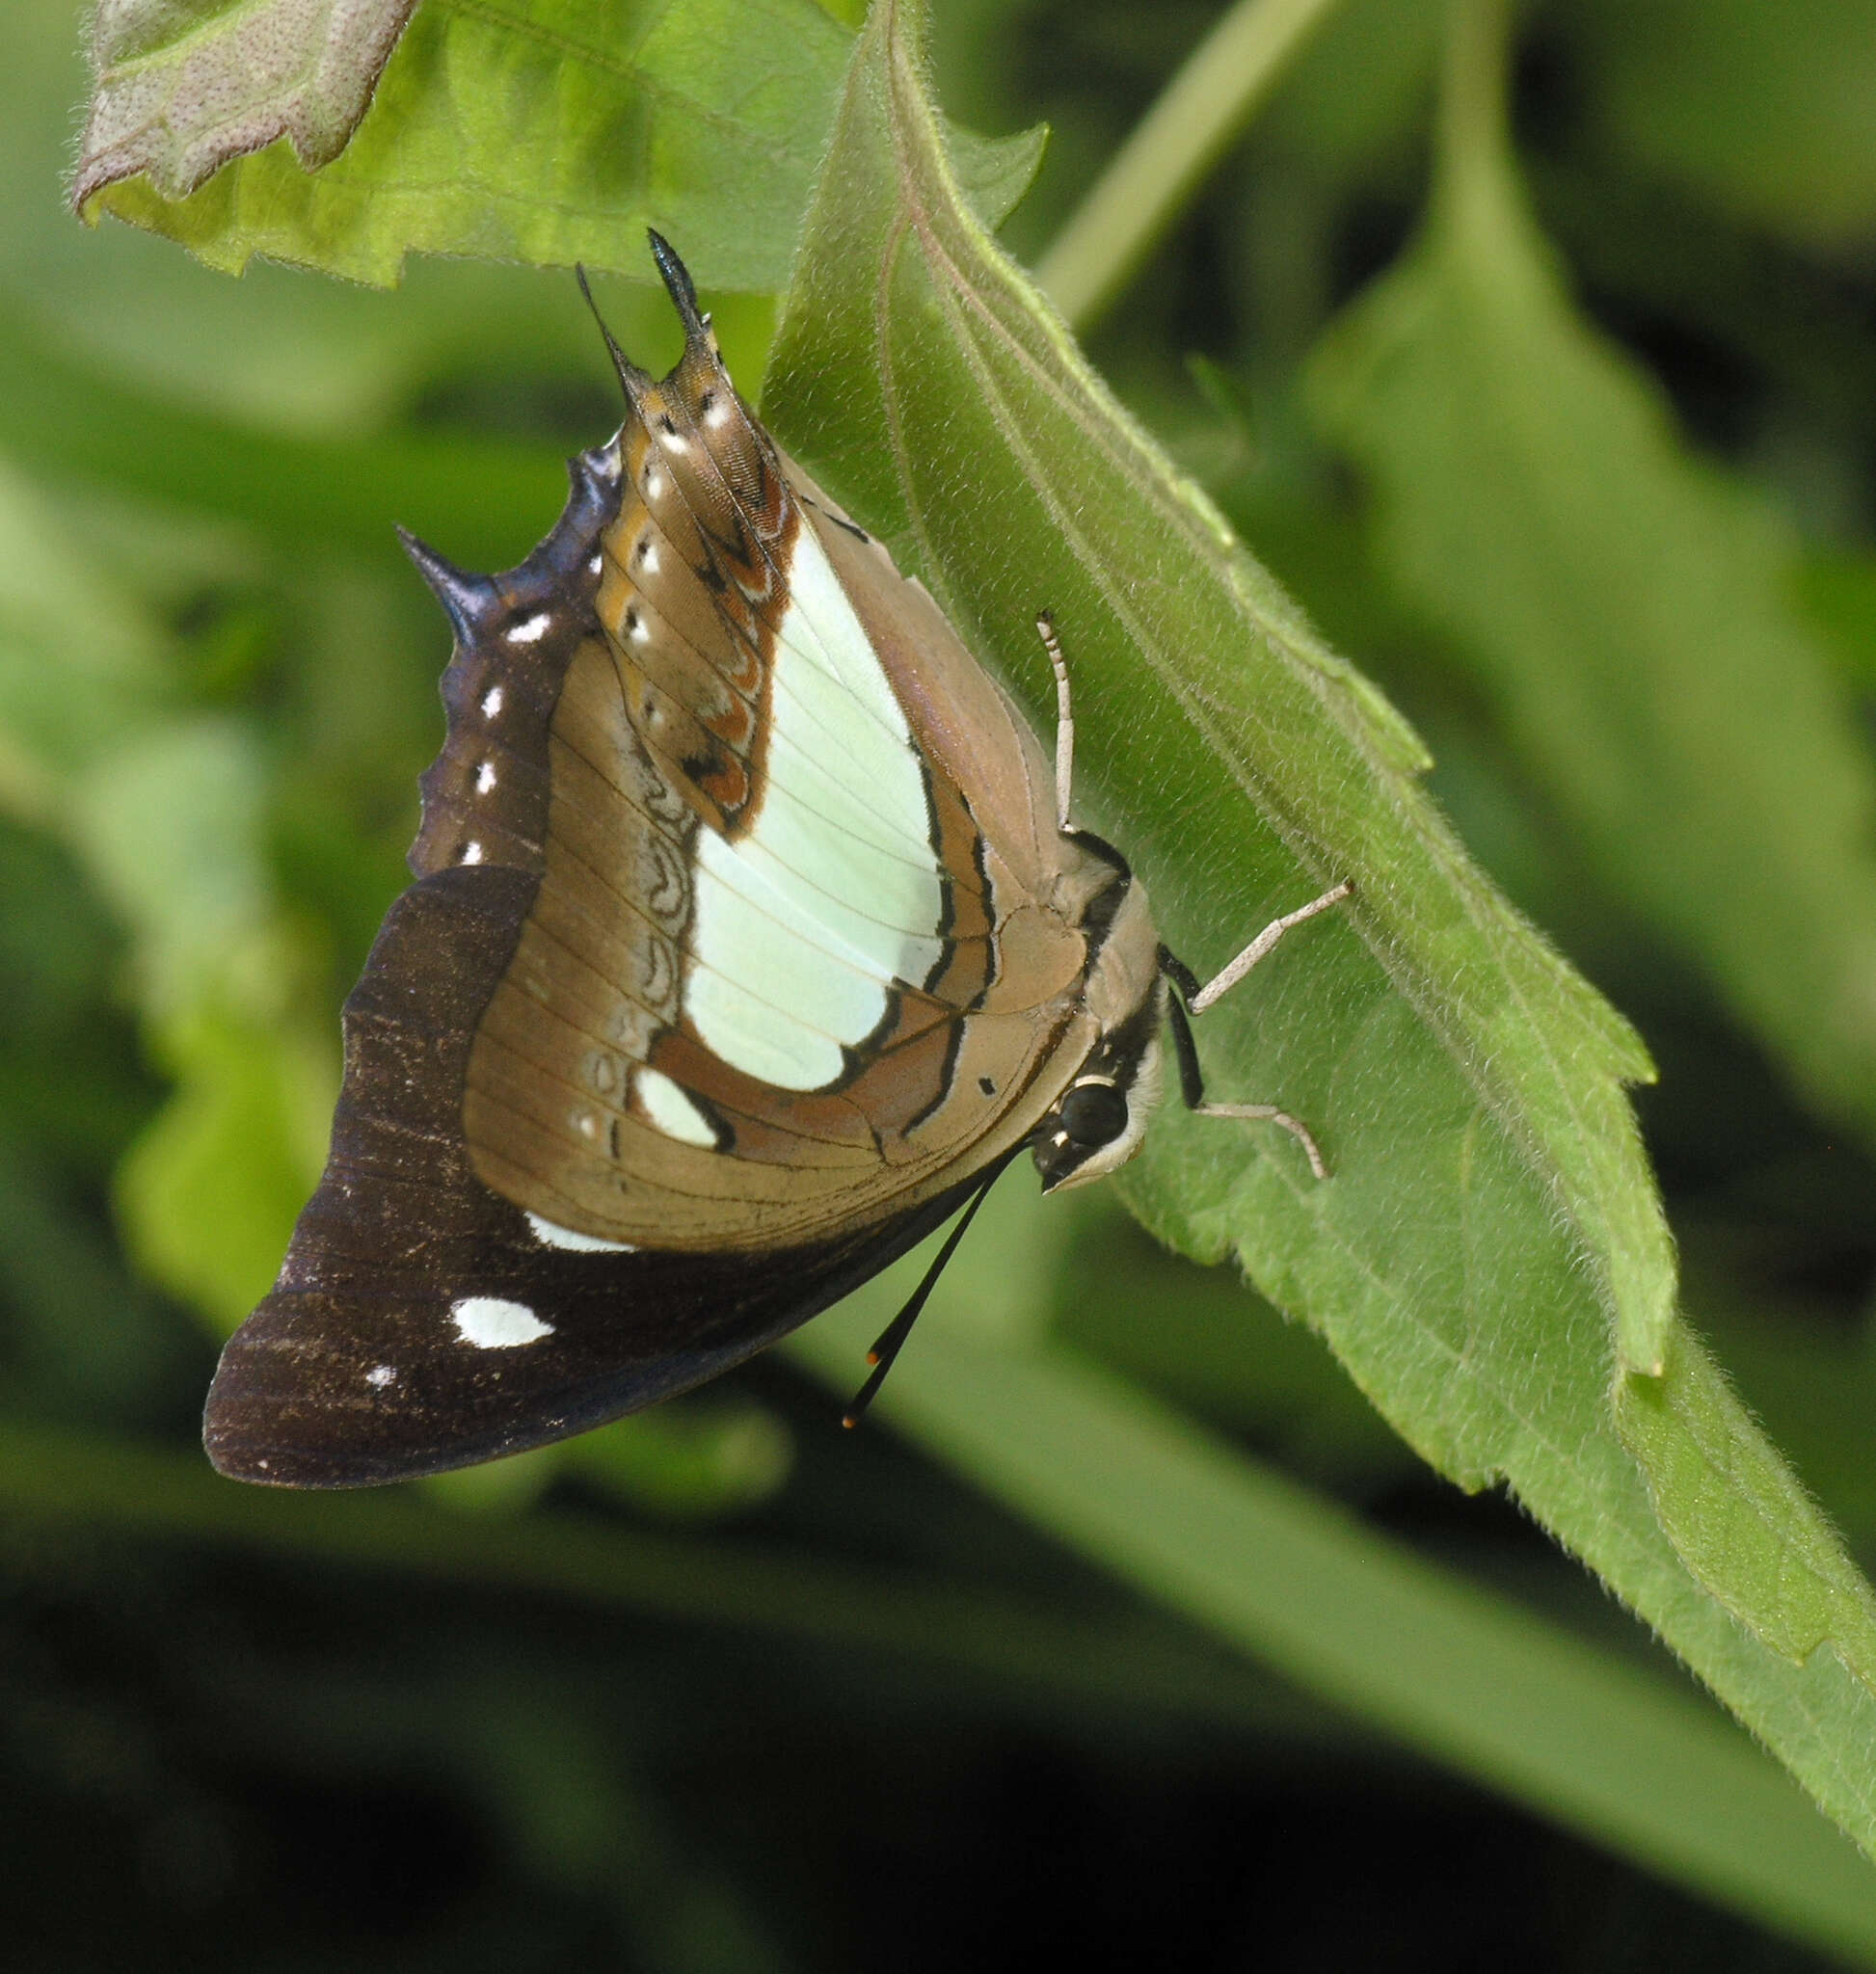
[1059,1080,1129,1148]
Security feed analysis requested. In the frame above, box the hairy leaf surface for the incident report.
[760,0,1876,1861]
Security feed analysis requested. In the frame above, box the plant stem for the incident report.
[1435,0,1516,236]
[1035,0,1348,333]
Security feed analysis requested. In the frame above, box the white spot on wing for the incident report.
[635,1066,720,1146]
[475,760,496,794]
[461,840,484,866]
[481,684,505,719]
[507,611,551,645]
[450,1296,553,1347]
[705,399,733,429]
[365,1364,397,1388]
[588,552,603,574]
[525,1210,637,1254]
[644,467,663,498]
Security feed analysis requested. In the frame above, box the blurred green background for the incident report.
[13,0,1876,1963]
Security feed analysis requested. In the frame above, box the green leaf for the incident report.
[948,120,1050,234]
[564,1401,794,1518]
[0,305,573,571]
[73,722,342,1333]
[0,455,169,817]
[0,467,344,1334]
[1308,13,1876,1204]
[1053,1190,1419,1487]
[115,1004,335,1333]
[1692,1284,1876,1551]
[788,1214,1876,1965]
[78,0,856,289]
[757,0,1876,1870]
[1799,547,1876,697]
[1580,0,1876,253]
[1617,1335,1876,1674]
[764,0,1667,1372]
[0,1127,179,1418]
[67,716,278,1017]
[75,0,419,208]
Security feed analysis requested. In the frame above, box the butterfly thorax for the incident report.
[1030,841,1168,1193]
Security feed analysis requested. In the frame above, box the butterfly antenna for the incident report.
[842,1150,1022,1427]
[575,262,648,399]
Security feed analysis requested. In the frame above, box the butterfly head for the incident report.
[1031,990,1166,1192]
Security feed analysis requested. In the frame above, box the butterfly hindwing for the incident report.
[202,858,982,1486]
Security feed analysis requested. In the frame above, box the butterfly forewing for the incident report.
[460,290,1103,1252]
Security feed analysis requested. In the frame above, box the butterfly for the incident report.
[203,234,1352,1487]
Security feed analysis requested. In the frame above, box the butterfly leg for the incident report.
[1035,610,1076,834]
[1158,879,1353,1180]
[1161,987,1329,1179]
[1190,880,1353,1013]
